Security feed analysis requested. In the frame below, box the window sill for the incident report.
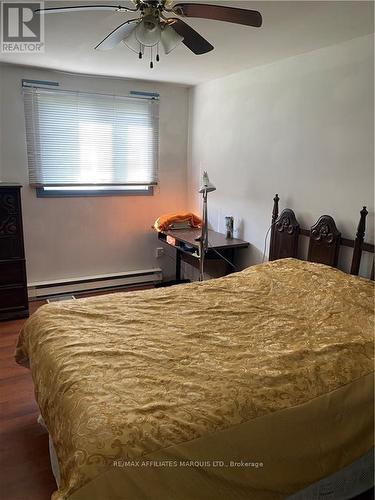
[36,186,154,198]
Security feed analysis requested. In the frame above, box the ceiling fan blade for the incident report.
[168,18,213,55]
[95,19,138,50]
[173,3,262,27]
[34,5,137,15]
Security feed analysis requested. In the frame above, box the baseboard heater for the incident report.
[28,268,163,299]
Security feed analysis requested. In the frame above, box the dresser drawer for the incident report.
[0,285,28,311]
[0,236,23,260]
[0,260,25,286]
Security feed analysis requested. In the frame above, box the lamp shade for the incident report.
[123,27,141,53]
[135,15,161,47]
[161,24,184,54]
[199,171,216,193]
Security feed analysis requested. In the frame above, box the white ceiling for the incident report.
[1,1,373,85]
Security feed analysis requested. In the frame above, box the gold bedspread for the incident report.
[15,258,374,499]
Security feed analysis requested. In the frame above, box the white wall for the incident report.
[0,64,189,283]
[188,34,374,276]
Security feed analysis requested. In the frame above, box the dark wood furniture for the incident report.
[269,194,374,278]
[0,184,29,320]
[158,228,249,281]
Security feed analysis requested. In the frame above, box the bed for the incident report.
[15,196,374,500]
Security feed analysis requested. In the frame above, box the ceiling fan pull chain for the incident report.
[156,43,160,62]
[139,43,144,59]
[150,46,154,69]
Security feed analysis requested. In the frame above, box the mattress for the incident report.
[15,258,374,499]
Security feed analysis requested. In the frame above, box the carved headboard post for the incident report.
[350,206,368,276]
[272,194,280,225]
[269,194,279,261]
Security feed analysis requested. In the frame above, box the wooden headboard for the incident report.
[269,194,374,279]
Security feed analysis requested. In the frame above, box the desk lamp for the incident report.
[198,172,216,281]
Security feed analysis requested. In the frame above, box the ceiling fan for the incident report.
[35,1,262,68]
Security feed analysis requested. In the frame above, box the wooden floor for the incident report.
[0,300,56,500]
[0,292,373,500]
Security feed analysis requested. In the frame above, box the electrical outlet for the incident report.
[156,247,165,258]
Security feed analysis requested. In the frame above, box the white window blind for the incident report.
[23,87,159,187]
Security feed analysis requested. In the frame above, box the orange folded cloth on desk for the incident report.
[154,212,202,232]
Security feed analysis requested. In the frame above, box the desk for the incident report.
[158,228,249,282]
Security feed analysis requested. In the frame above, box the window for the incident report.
[23,87,159,196]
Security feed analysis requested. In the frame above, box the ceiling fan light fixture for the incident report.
[122,17,161,68]
[135,15,161,47]
[160,24,184,54]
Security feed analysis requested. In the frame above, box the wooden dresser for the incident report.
[0,184,29,320]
